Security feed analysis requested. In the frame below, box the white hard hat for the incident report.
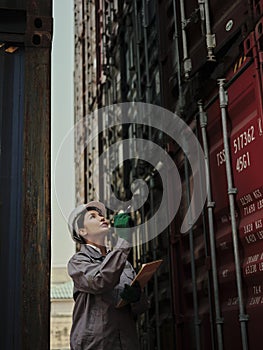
[68,201,106,242]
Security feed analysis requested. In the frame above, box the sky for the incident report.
[51,0,75,267]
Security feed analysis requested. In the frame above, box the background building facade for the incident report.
[50,267,74,350]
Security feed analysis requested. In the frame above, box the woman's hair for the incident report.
[76,211,86,230]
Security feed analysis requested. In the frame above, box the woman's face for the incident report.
[79,210,109,242]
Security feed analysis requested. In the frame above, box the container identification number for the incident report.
[216,149,225,167]
[216,125,255,170]
[236,151,251,173]
[233,125,255,153]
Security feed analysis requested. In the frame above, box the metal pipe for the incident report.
[109,1,116,104]
[134,4,152,344]
[203,0,215,60]
[142,0,151,102]
[149,177,161,350]
[218,79,249,350]
[140,198,150,350]
[179,0,192,78]
[142,20,157,350]
[172,0,184,112]
[184,149,201,350]
[194,115,216,350]
[142,0,153,223]
[198,0,216,61]
[133,0,142,101]
[153,238,161,350]
[198,101,224,350]
[200,199,217,350]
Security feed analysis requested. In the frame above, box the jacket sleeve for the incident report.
[67,238,130,294]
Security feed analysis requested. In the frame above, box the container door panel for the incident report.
[206,58,263,349]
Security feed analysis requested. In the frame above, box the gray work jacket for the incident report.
[68,238,149,350]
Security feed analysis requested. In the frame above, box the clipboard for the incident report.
[116,259,163,308]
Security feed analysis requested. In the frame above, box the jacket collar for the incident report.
[80,243,110,260]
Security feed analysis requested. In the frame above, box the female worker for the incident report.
[67,201,149,350]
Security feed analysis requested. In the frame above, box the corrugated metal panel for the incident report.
[206,57,263,350]
[0,0,52,349]
[0,49,24,350]
[165,1,263,348]
[22,43,51,350]
[170,55,263,350]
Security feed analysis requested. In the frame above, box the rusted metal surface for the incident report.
[22,45,51,350]
[0,0,52,349]
[21,0,52,347]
